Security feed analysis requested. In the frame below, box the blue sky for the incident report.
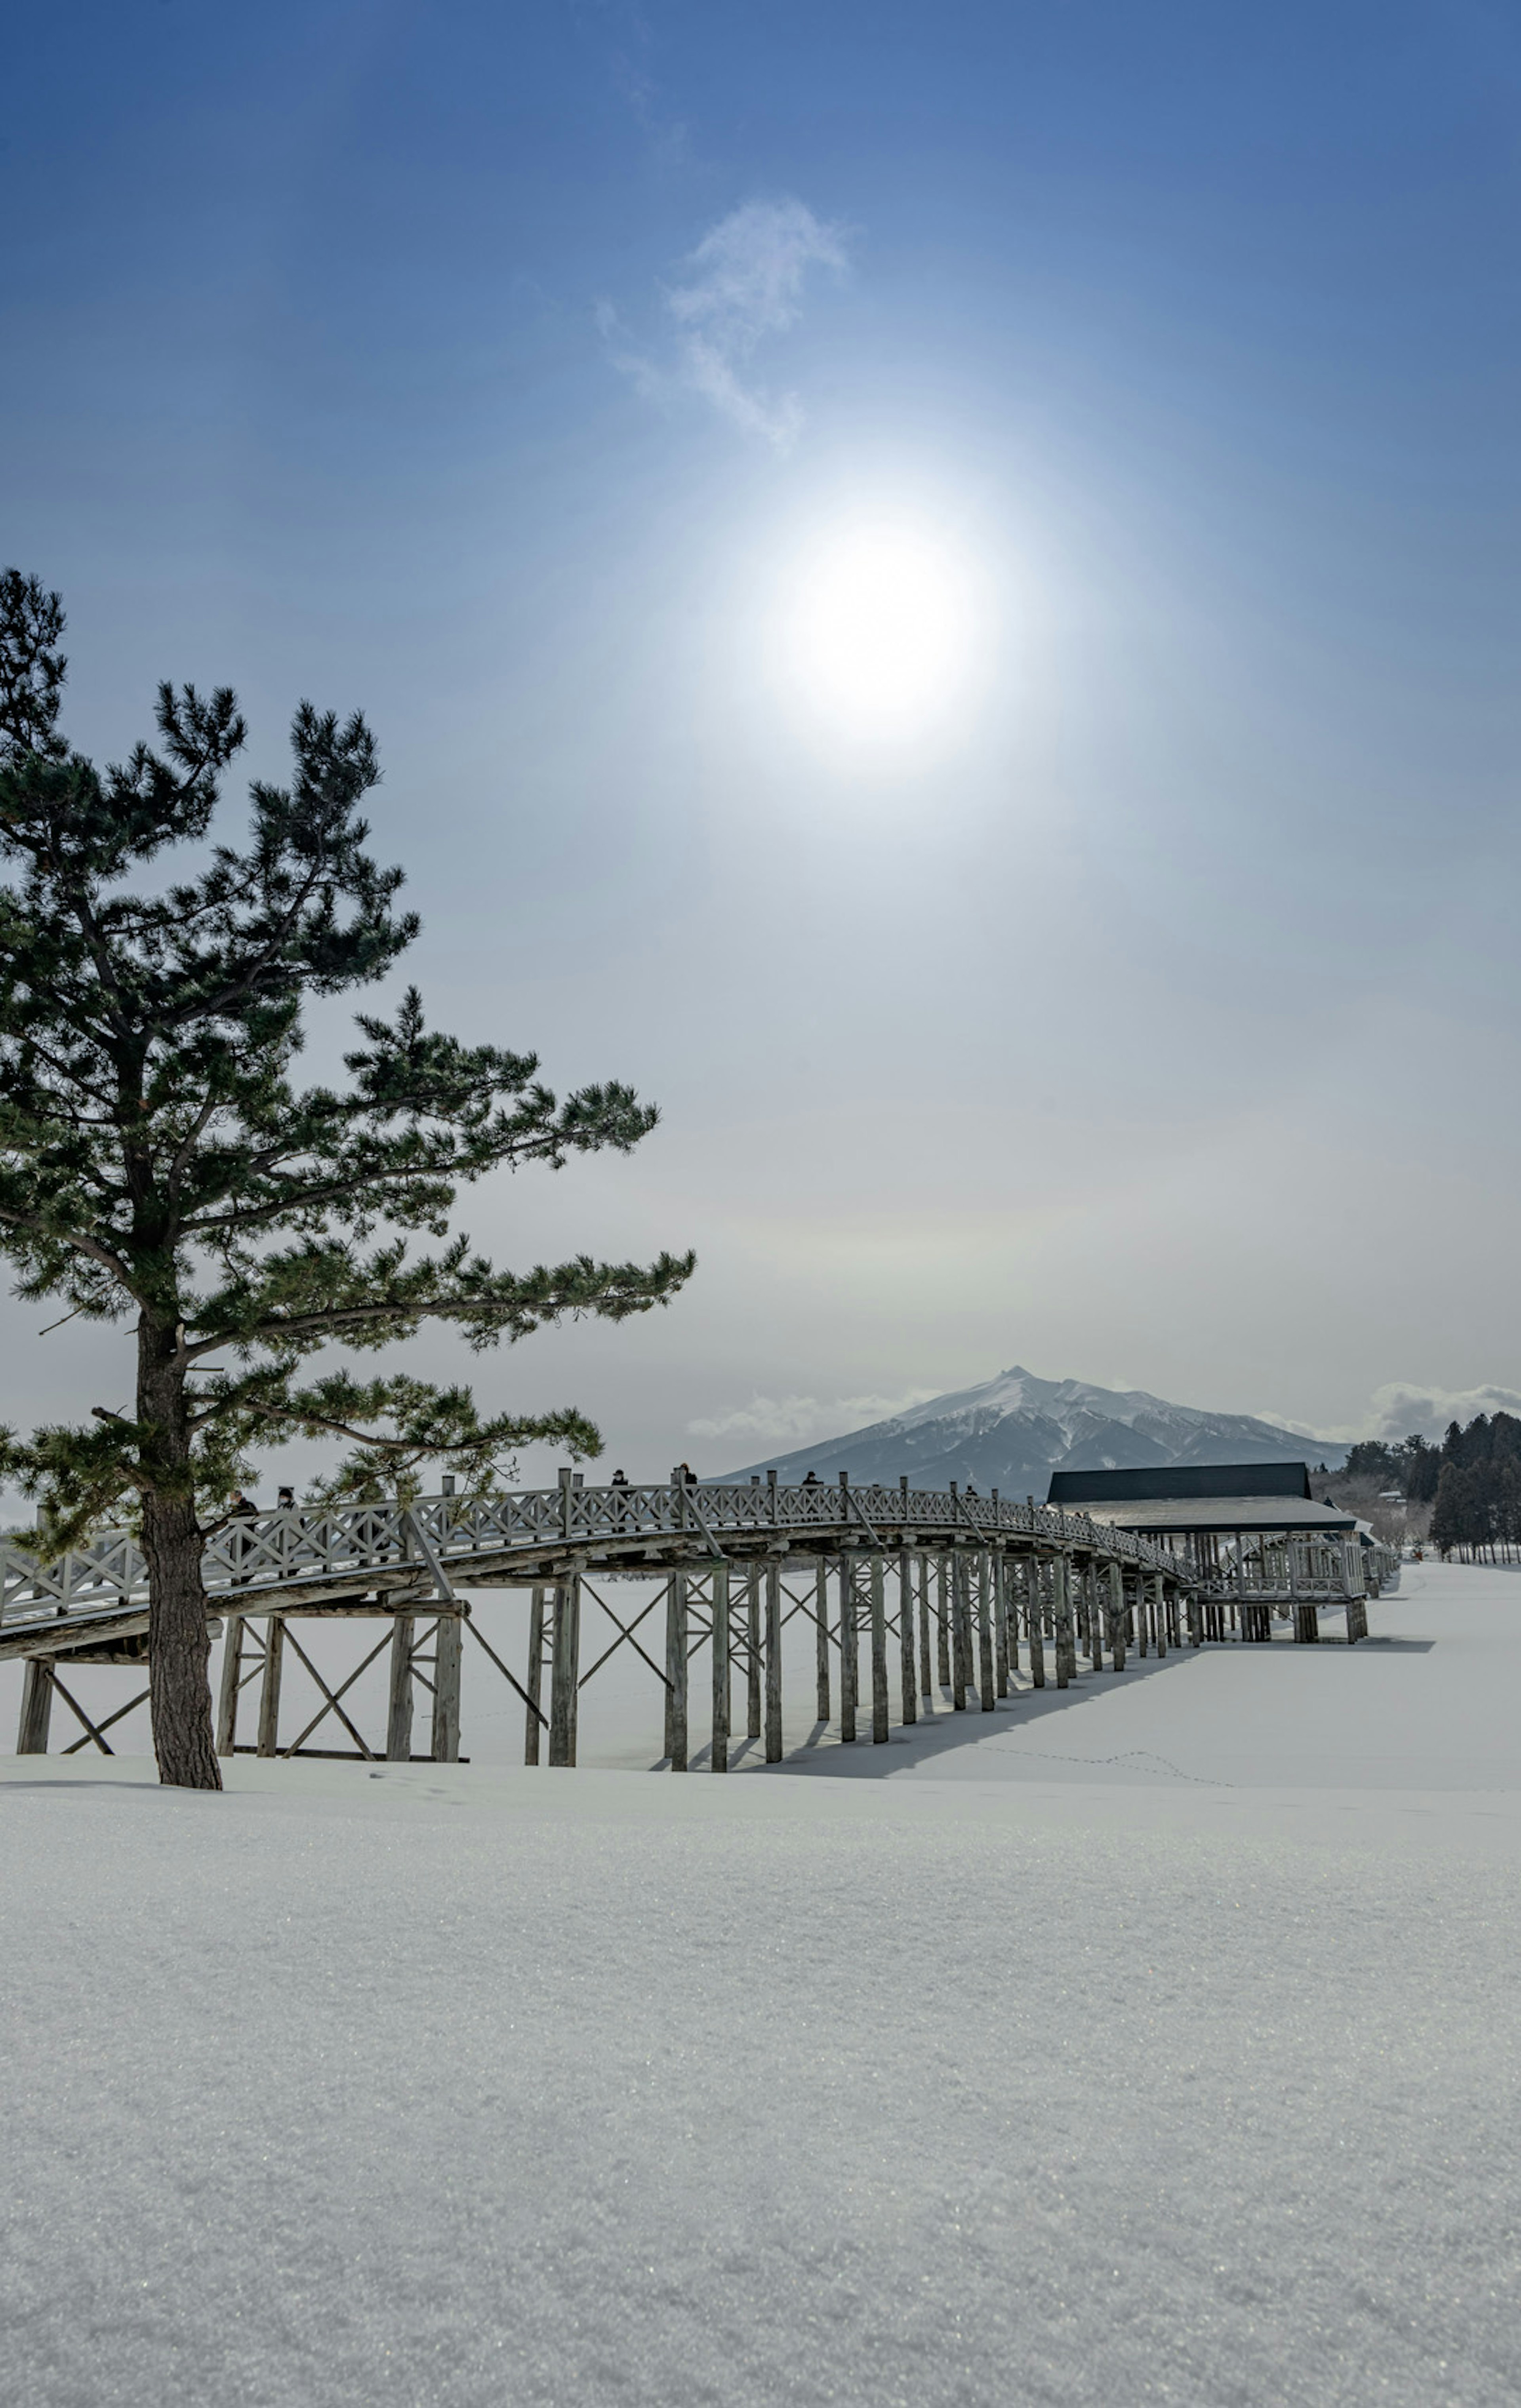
[4,0,1521,1476]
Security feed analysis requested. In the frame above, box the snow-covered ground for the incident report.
[3,1560,1518,2406]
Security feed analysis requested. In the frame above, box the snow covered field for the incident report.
[3,1560,1519,2406]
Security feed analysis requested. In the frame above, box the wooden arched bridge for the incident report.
[2,1471,1371,1764]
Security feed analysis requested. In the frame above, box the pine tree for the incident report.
[0,571,694,1787]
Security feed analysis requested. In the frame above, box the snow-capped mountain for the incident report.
[716,1366,1342,1493]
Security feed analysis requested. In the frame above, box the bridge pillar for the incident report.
[1052,1555,1073,1688]
[1027,1559,1045,1688]
[936,1555,951,1689]
[1152,1575,1167,1659]
[915,1554,934,1706]
[433,1613,462,1761]
[949,1551,968,1710]
[898,1549,917,1725]
[746,1568,762,1741]
[711,1562,731,1772]
[1107,1560,1126,1673]
[524,1589,546,1765]
[547,1576,581,1767]
[764,1562,783,1762]
[216,1615,246,1753]
[869,1555,890,1742]
[257,1617,285,1756]
[17,1659,53,1754]
[814,1561,831,1724]
[665,1572,689,1770]
[386,1614,416,1761]
[976,1554,996,1711]
[993,1552,1010,1698]
[839,1555,858,1742]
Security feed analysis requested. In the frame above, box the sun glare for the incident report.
[780,520,983,742]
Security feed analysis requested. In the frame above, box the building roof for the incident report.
[1047,1461,1313,1506]
[1077,1495,1357,1537]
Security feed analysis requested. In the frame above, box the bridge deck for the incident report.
[1,1479,1189,1659]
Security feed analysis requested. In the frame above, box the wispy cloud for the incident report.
[602,198,850,452]
[1268,1379,1521,1446]
[688,1389,935,1447]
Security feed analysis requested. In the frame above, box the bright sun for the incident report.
[781,520,981,741]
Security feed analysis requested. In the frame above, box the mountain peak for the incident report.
[715,1366,1336,1489]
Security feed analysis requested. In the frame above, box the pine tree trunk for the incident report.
[139,1326,222,1791]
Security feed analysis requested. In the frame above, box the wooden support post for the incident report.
[667,1572,690,1770]
[764,1562,783,1762]
[1053,1555,1073,1688]
[17,1659,53,1754]
[548,1575,581,1766]
[257,1616,286,1756]
[917,1553,935,1707]
[433,1612,462,1762]
[1074,1565,1090,1661]
[839,1556,858,1742]
[815,1561,831,1723]
[898,1549,918,1725]
[1136,1572,1149,1657]
[1152,1574,1167,1659]
[870,1554,890,1743]
[711,1561,731,1770]
[216,1614,245,1754]
[524,1588,546,1765]
[386,1613,416,1761]
[1107,1560,1126,1673]
[976,1553,996,1711]
[951,1552,970,1711]
[1088,1564,1104,1673]
[1027,1560,1046,1688]
[993,1553,1010,1698]
[746,1568,762,1741]
[936,1554,951,1688]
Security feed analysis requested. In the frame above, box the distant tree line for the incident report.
[1340,1416,1521,1561]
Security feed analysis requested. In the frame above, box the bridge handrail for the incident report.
[0,1479,1188,1633]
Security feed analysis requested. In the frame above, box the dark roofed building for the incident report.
[1045,1459,1386,1638]
[1047,1459,1355,1539]
[1048,1461,1313,1507]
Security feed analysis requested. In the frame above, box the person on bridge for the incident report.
[610,1469,629,1486]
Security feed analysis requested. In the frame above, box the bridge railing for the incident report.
[1,1479,1187,1637]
